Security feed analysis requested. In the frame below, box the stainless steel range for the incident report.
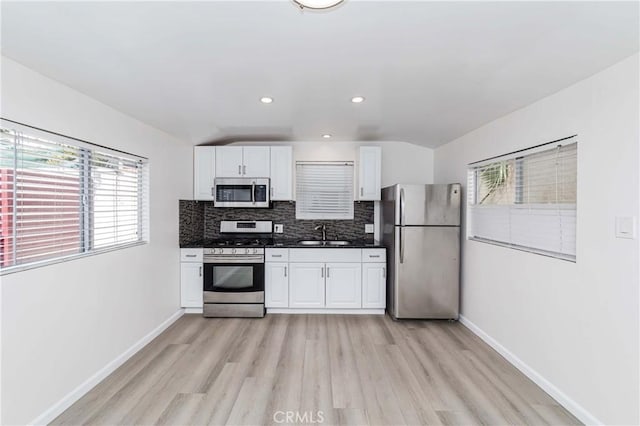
[202,221,272,318]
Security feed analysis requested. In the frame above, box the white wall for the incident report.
[0,57,192,425]
[434,54,639,425]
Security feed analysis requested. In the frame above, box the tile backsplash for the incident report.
[179,201,374,245]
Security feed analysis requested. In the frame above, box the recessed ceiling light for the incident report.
[322,134,332,139]
[260,97,274,104]
[293,0,344,10]
[351,96,365,103]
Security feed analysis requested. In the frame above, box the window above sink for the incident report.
[295,161,354,220]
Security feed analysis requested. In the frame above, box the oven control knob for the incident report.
[218,248,224,254]
[253,248,258,254]
[245,248,250,254]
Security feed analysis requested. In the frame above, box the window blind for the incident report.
[467,139,577,261]
[296,162,354,220]
[0,119,149,272]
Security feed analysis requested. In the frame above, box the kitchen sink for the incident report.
[297,240,352,246]
[326,240,351,246]
[297,240,324,246]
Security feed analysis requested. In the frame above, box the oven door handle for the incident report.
[204,256,264,264]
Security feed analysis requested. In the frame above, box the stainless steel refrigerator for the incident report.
[381,184,461,320]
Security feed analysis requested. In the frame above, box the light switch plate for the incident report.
[365,224,375,234]
[615,216,637,239]
[274,224,284,234]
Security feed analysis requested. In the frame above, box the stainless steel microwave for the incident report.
[213,178,270,208]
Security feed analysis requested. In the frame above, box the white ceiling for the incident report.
[1,1,638,148]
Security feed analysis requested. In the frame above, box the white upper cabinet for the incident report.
[358,146,382,201]
[270,146,293,201]
[215,146,270,178]
[215,146,244,177]
[193,146,216,200]
[242,146,270,177]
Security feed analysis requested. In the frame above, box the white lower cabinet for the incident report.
[265,248,386,313]
[180,262,203,308]
[362,263,386,308]
[325,263,362,308]
[181,248,203,309]
[265,262,289,308]
[289,263,325,308]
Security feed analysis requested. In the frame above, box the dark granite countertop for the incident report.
[179,239,209,249]
[179,239,385,249]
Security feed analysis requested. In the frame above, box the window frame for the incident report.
[0,119,149,275]
[466,136,577,262]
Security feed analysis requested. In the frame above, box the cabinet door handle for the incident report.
[369,255,380,258]
[284,266,287,277]
[199,266,202,277]
[238,165,242,175]
[185,254,197,258]
[326,267,330,278]
[360,187,364,196]
[243,165,246,175]
[271,187,274,197]
[321,267,324,278]
[382,267,385,278]
[211,187,215,198]
[271,254,282,258]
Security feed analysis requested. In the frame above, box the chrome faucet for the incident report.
[314,224,327,241]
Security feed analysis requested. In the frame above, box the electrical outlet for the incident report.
[365,224,374,234]
[274,224,284,234]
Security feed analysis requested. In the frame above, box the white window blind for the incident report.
[0,119,149,272]
[467,138,577,261]
[296,161,354,220]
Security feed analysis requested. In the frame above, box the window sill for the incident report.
[467,237,576,263]
[0,241,148,276]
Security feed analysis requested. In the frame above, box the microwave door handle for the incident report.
[251,182,256,204]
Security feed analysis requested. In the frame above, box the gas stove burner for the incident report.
[203,238,273,248]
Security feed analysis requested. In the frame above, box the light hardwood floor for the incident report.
[52,314,580,426]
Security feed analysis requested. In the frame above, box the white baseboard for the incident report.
[29,309,185,426]
[458,315,601,426]
[267,308,385,315]
[184,307,203,314]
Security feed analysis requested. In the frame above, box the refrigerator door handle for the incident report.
[400,227,405,264]
[400,188,406,226]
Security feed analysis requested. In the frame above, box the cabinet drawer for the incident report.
[362,249,386,262]
[289,249,362,263]
[266,248,289,262]
[180,248,203,262]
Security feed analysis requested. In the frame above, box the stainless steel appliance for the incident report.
[381,184,461,320]
[214,178,270,208]
[202,220,273,318]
